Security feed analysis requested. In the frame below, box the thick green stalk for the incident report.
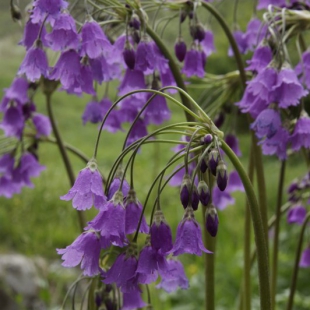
[202,204,216,310]
[242,144,255,310]
[221,140,271,310]
[45,93,86,232]
[286,212,310,310]
[271,161,286,310]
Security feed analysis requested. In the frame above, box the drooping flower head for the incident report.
[60,158,107,210]
[171,207,212,256]
[287,204,307,225]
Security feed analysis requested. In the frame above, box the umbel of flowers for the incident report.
[2,0,310,309]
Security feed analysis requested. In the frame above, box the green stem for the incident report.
[145,25,195,122]
[286,212,310,310]
[45,93,86,232]
[271,160,286,310]
[201,1,247,88]
[220,140,271,310]
[242,143,255,310]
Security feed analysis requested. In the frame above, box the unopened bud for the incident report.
[199,155,208,173]
[205,204,219,237]
[216,160,228,191]
[214,112,225,128]
[203,134,213,144]
[174,38,187,62]
[11,4,22,23]
[208,149,219,176]
[123,41,136,69]
[180,9,188,23]
[198,180,210,206]
[192,185,199,211]
[129,13,140,30]
[180,174,191,208]
[132,29,140,44]
[190,23,206,42]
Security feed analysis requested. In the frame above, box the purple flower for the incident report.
[108,176,130,200]
[60,159,107,210]
[150,210,173,255]
[18,46,48,82]
[126,118,148,147]
[159,67,177,93]
[156,259,189,292]
[228,30,248,56]
[182,46,205,78]
[200,30,215,56]
[32,113,52,137]
[57,230,102,276]
[12,153,45,188]
[103,252,138,292]
[122,290,146,310]
[287,205,307,225]
[82,100,105,125]
[118,69,146,99]
[89,56,112,83]
[245,18,266,50]
[295,51,310,89]
[226,171,244,192]
[124,190,149,235]
[0,154,15,175]
[271,67,307,108]
[49,49,80,92]
[135,38,156,73]
[225,134,241,156]
[175,39,187,62]
[212,187,235,210]
[81,20,111,59]
[87,192,127,247]
[251,109,281,139]
[143,92,171,125]
[257,0,286,10]
[171,207,211,256]
[0,176,21,198]
[46,13,80,51]
[300,247,310,268]
[136,244,167,284]
[31,0,68,23]
[0,105,24,137]
[1,77,29,111]
[19,19,48,50]
[246,44,273,73]
[261,127,290,160]
[291,115,310,151]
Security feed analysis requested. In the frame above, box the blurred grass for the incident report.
[0,1,310,309]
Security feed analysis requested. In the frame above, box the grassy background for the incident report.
[0,1,310,309]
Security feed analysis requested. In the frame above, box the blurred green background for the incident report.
[0,1,309,309]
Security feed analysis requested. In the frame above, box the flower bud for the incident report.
[214,112,225,128]
[190,23,205,42]
[192,185,199,211]
[216,160,228,191]
[129,13,140,30]
[208,149,219,176]
[180,9,188,23]
[180,174,191,208]
[205,204,219,237]
[199,155,208,173]
[198,180,210,206]
[132,29,140,44]
[203,134,213,144]
[123,41,136,69]
[174,38,187,62]
[11,4,22,23]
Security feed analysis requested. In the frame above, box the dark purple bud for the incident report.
[192,186,199,211]
[287,180,299,194]
[190,23,205,42]
[200,155,208,173]
[208,149,219,176]
[214,112,225,128]
[11,4,22,22]
[188,10,194,19]
[132,29,140,44]
[180,174,191,208]
[198,180,210,206]
[123,41,136,69]
[174,38,187,62]
[129,13,140,30]
[204,134,213,144]
[104,284,113,293]
[95,290,102,307]
[22,102,36,120]
[180,9,187,23]
[205,204,219,237]
[216,160,228,191]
